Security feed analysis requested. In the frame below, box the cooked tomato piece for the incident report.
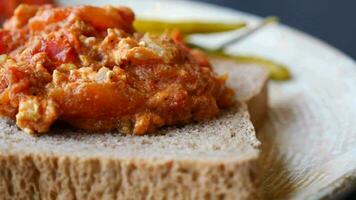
[43,35,77,66]
[23,0,53,4]
[76,6,134,33]
[0,0,18,19]
[51,83,145,119]
[0,30,9,54]
[28,7,70,31]
[0,0,53,20]
[7,67,26,83]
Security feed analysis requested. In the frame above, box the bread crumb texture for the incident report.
[0,154,261,200]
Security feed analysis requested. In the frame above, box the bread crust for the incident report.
[247,76,268,131]
[0,153,261,200]
[211,58,269,130]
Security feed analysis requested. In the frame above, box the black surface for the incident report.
[195,0,356,59]
[194,1,356,199]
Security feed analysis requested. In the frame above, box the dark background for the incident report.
[196,1,356,199]
[195,0,356,60]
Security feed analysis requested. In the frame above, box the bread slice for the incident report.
[211,58,269,130]
[0,61,268,200]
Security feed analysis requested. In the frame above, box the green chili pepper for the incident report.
[225,54,291,81]
[189,43,291,81]
[134,19,246,34]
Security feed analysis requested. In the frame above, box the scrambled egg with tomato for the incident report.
[0,4,235,135]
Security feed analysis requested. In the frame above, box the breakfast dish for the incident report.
[0,60,268,200]
[1,0,355,199]
[0,3,270,200]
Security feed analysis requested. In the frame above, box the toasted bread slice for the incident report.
[0,61,268,200]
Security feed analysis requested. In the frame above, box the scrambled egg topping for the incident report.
[0,4,235,135]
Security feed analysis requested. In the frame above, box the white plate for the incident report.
[58,1,356,199]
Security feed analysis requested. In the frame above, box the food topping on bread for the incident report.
[0,0,54,22]
[0,4,235,135]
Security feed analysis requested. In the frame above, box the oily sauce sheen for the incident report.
[0,4,235,135]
